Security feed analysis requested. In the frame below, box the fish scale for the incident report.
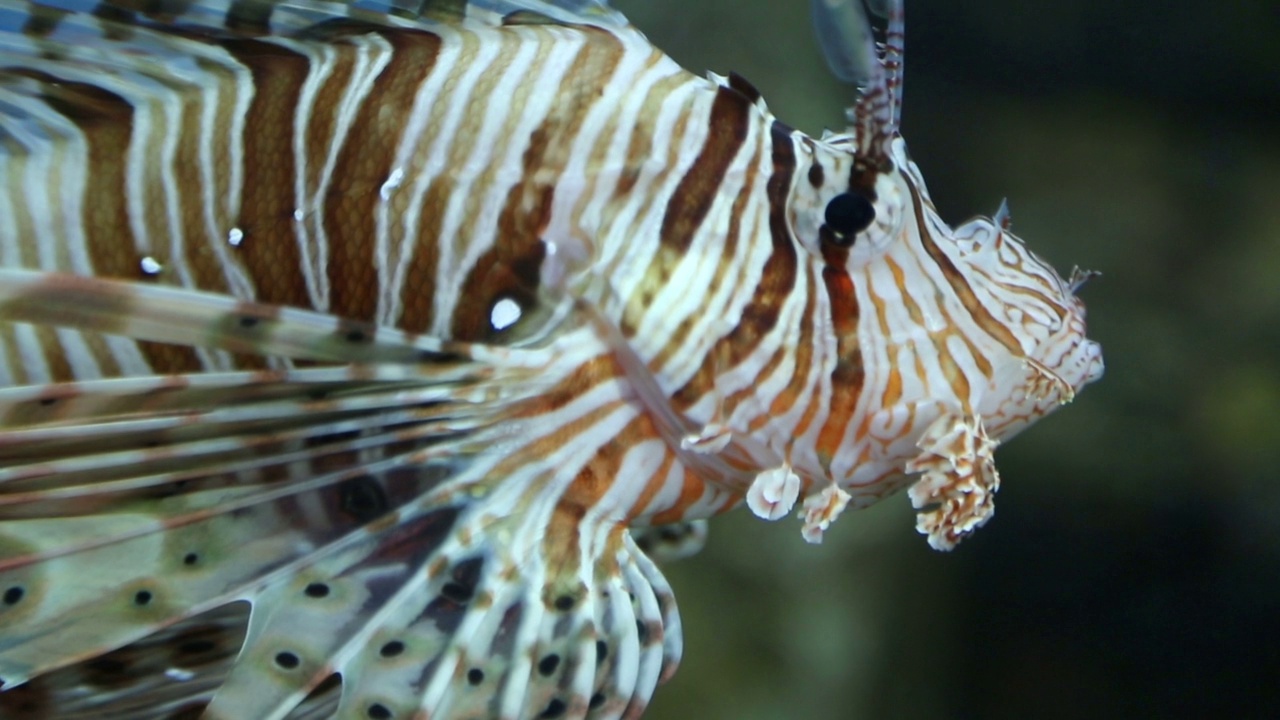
[0,0,1101,717]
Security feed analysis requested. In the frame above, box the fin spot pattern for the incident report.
[537,653,560,676]
[553,594,575,611]
[304,582,330,598]
[182,552,199,566]
[466,668,484,686]
[133,590,153,606]
[378,640,405,658]
[445,557,483,599]
[539,698,567,718]
[440,581,470,603]
[424,596,465,634]
[589,693,606,710]
[338,476,389,523]
[274,651,301,670]
[367,703,392,719]
[1,586,23,605]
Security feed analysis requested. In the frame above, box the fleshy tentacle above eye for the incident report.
[809,0,904,165]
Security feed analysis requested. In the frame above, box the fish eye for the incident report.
[823,191,876,245]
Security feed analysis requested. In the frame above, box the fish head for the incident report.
[793,0,1101,460]
[778,129,1102,548]
[793,133,1103,444]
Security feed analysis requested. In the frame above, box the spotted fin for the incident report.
[0,277,682,719]
[630,521,707,565]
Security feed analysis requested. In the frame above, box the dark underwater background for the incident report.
[612,1,1280,718]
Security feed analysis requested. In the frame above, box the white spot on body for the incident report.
[228,227,244,247]
[380,167,405,200]
[293,208,305,222]
[164,668,196,682]
[140,256,163,275]
[490,297,522,331]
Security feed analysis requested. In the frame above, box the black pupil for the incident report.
[824,192,876,240]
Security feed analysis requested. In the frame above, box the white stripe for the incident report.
[307,33,394,312]
[572,45,682,268]
[191,45,258,300]
[599,79,705,308]
[425,29,508,334]
[437,29,585,326]
[125,92,156,260]
[273,37,338,311]
[433,29,548,315]
[379,31,465,326]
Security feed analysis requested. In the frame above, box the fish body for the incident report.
[0,1,1102,718]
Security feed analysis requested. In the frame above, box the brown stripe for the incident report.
[626,441,677,522]
[657,85,752,255]
[396,179,444,334]
[221,38,314,310]
[135,340,204,373]
[450,28,622,342]
[20,71,138,280]
[726,72,761,104]
[0,325,26,385]
[725,120,799,367]
[886,255,978,401]
[303,41,358,195]
[615,69,699,337]
[34,326,73,382]
[650,138,761,368]
[972,262,1068,326]
[323,29,443,324]
[173,63,234,298]
[813,259,862,460]
[613,55,682,199]
[80,333,125,378]
[911,185,1024,354]
[768,263,818,419]
[16,71,207,373]
[671,120,797,408]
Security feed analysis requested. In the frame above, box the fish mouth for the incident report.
[1080,339,1105,387]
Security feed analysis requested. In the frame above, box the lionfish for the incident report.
[0,0,1103,717]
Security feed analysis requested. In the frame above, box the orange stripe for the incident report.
[911,184,1024,354]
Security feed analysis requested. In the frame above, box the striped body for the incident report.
[0,1,1103,718]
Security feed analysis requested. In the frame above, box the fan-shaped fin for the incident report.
[0,268,682,718]
[0,270,477,365]
[0,601,250,719]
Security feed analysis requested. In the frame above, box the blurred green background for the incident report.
[611,1,1280,719]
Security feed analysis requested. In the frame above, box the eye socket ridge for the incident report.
[822,191,876,246]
